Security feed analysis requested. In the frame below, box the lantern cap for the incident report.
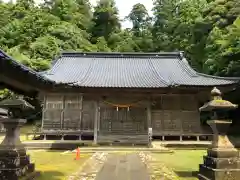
[199,87,238,111]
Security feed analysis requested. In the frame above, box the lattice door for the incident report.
[100,106,147,134]
[100,106,117,133]
[128,107,147,133]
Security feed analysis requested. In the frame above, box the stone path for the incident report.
[95,153,150,180]
[68,152,108,180]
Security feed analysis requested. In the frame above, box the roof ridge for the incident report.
[61,51,182,58]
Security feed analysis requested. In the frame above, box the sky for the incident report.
[3,0,154,28]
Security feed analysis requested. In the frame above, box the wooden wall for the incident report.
[42,93,94,132]
[41,93,202,135]
[151,94,201,135]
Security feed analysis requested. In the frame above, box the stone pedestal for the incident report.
[0,118,36,180]
[198,120,240,180]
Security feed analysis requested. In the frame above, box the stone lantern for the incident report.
[0,98,38,180]
[198,87,240,180]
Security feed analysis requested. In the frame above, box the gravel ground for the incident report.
[139,151,179,180]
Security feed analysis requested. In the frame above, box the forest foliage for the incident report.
[0,0,239,77]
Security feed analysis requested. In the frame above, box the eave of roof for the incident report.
[0,49,50,82]
[0,49,56,94]
[43,51,240,88]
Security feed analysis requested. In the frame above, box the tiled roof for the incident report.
[0,49,51,82]
[43,52,239,88]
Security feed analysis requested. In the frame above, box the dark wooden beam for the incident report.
[43,83,238,95]
[0,81,37,97]
[93,101,99,144]
[1,61,55,93]
[147,100,152,130]
[46,86,202,95]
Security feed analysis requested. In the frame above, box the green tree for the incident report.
[13,0,35,19]
[197,0,240,74]
[91,0,121,43]
[205,18,240,76]
[152,0,179,51]
[96,37,111,52]
[127,3,149,36]
[109,30,139,52]
[127,3,153,52]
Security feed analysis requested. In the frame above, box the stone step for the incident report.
[98,134,149,145]
[203,155,240,169]
[199,164,240,180]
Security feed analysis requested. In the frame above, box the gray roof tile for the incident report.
[43,52,239,88]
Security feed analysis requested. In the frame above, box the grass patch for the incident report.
[27,150,91,180]
[151,150,206,180]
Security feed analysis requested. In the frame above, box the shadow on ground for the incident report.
[174,171,198,178]
[37,171,64,180]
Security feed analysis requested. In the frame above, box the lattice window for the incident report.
[81,100,95,131]
[81,112,94,130]
[42,109,62,129]
[64,95,82,109]
[63,109,81,130]
[45,94,63,109]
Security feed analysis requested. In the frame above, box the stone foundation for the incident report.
[0,119,37,180]
[0,148,35,180]
[198,148,240,180]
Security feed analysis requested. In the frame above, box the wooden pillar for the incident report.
[147,101,152,146]
[41,94,46,131]
[97,107,100,131]
[61,95,65,130]
[147,101,152,129]
[79,95,83,131]
[93,101,99,144]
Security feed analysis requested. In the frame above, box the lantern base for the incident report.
[198,165,240,180]
[198,149,240,180]
[0,118,37,180]
[198,120,240,180]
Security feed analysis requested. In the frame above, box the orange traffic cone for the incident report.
[75,147,80,160]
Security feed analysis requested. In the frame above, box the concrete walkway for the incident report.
[95,153,150,180]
